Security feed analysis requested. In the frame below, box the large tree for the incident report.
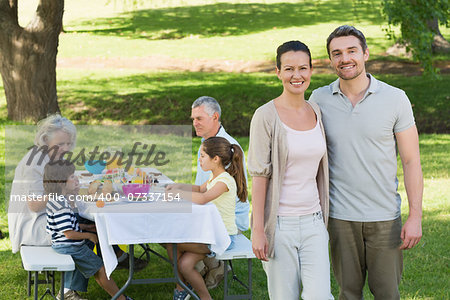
[0,0,63,122]
[382,0,449,75]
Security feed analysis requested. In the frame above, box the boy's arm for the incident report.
[64,230,98,244]
[79,223,97,232]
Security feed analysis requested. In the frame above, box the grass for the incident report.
[1,70,448,134]
[1,0,448,299]
[18,0,449,61]
[58,0,389,60]
[0,134,449,299]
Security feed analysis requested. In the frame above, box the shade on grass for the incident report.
[29,70,450,134]
[0,134,449,299]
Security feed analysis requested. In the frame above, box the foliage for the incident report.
[381,0,449,75]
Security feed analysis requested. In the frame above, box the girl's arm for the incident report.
[172,181,228,205]
[166,183,201,192]
[64,230,98,244]
[198,181,207,193]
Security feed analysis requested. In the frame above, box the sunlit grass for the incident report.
[1,134,448,299]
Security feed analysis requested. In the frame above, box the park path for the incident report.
[57,56,450,76]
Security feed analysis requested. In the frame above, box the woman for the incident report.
[248,41,333,299]
[7,115,88,300]
[8,114,77,253]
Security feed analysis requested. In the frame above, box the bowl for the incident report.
[84,160,107,174]
[122,184,150,198]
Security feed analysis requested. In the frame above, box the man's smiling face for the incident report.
[329,35,369,81]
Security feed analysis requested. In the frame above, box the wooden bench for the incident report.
[216,234,256,299]
[20,246,75,300]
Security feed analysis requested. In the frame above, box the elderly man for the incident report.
[191,96,250,288]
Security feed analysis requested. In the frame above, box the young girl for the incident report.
[44,160,133,300]
[166,136,247,300]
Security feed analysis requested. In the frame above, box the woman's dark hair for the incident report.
[43,160,75,195]
[276,40,312,69]
[202,137,248,202]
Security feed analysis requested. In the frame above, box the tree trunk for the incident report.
[0,0,64,122]
[427,18,450,54]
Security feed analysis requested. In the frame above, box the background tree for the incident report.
[382,0,449,75]
[0,0,63,122]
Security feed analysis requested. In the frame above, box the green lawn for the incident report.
[1,70,448,133]
[17,0,450,61]
[0,134,449,299]
[0,0,448,299]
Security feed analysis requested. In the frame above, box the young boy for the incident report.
[45,160,133,300]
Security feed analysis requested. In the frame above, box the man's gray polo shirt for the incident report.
[309,74,415,222]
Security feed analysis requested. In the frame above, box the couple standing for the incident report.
[249,25,423,299]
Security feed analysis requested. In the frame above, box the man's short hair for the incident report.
[192,96,221,118]
[326,25,367,57]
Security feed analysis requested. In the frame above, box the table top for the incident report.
[76,168,231,278]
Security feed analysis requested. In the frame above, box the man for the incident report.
[309,25,423,300]
[191,96,250,288]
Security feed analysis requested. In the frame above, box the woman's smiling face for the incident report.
[46,130,73,160]
[276,50,312,96]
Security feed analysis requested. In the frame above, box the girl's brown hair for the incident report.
[43,160,75,195]
[202,137,248,202]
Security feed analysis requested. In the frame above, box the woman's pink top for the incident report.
[278,120,326,216]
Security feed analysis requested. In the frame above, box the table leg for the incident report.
[224,260,229,298]
[61,272,65,300]
[27,271,31,296]
[34,271,38,300]
[112,245,134,300]
[248,259,252,299]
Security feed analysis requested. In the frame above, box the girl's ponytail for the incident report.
[227,144,248,202]
[202,137,248,202]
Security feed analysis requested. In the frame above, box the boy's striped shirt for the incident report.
[46,196,84,245]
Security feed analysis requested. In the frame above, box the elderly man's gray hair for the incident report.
[192,96,221,118]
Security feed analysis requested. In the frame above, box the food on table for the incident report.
[80,166,158,200]
[88,180,101,195]
[132,176,143,184]
[101,180,113,194]
[96,200,105,208]
[78,188,89,196]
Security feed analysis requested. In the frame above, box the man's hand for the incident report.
[399,216,422,250]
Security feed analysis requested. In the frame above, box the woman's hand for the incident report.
[252,230,269,261]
